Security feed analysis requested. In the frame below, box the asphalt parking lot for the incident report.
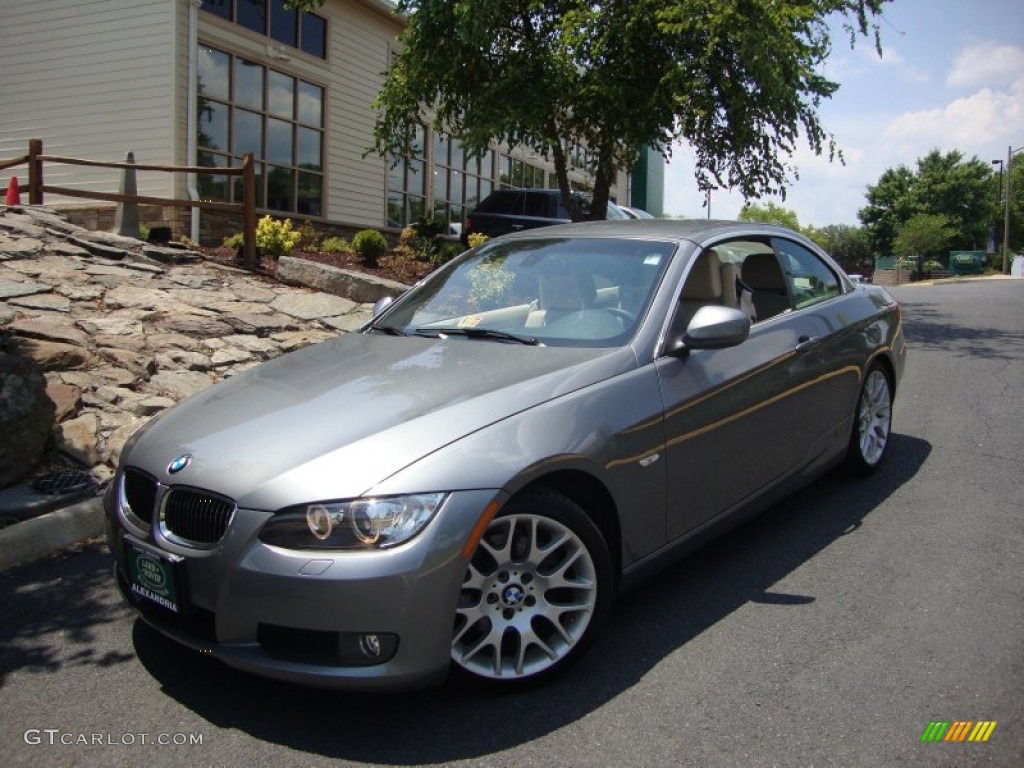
[1,278,1021,767]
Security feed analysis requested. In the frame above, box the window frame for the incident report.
[197,44,326,218]
[200,0,328,60]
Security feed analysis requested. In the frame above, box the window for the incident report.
[431,133,494,234]
[197,45,324,216]
[201,0,327,59]
[387,124,427,228]
[500,155,547,189]
[771,238,841,309]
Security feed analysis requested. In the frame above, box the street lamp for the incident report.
[1001,145,1024,275]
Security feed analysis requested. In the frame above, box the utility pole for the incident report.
[1003,145,1023,275]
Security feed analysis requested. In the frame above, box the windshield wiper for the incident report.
[365,322,408,336]
[413,327,543,346]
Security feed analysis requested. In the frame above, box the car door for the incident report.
[655,236,858,542]
[766,236,864,456]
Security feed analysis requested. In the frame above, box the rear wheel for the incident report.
[844,363,893,475]
[451,489,613,687]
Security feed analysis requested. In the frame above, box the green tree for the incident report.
[860,150,999,257]
[893,213,954,277]
[911,150,994,251]
[858,164,916,257]
[808,223,873,274]
[372,0,890,221]
[738,201,802,230]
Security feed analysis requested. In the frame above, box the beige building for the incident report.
[0,0,641,243]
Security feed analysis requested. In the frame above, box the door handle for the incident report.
[795,335,819,353]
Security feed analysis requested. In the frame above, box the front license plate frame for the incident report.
[125,537,186,614]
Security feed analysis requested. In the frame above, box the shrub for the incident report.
[256,216,301,257]
[294,220,321,252]
[352,229,390,266]
[223,232,245,249]
[321,236,351,253]
[467,232,489,249]
[396,214,461,263]
[436,241,463,265]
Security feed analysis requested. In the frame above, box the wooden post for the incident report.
[28,139,43,205]
[241,152,257,270]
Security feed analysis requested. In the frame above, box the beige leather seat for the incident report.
[672,248,724,336]
[720,261,740,310]
[741,252,790,321]
[526,272,595,327]
[721,261,756,322]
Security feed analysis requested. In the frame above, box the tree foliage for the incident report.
[738,201,802,231]
[893,213,955,275]
[859,150,998,256]
[807,224,873,274]
[372,0,890,220]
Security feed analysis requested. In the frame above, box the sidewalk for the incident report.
[0,497,104,572]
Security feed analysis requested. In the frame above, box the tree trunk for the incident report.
[589,162,613,221]
[551,143,581,221]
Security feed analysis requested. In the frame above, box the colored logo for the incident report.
[167,454,192,474]
[921,721,997,742]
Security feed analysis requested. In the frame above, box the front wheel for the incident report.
[451,489,613,687]
[844,363,893,475]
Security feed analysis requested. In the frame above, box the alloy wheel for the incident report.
[452,511,600,681]
[857,367,892,466]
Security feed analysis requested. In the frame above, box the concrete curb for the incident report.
[0,496,105,573]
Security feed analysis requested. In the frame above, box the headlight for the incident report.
[258,493,447,550]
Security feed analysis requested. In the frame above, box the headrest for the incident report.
[539,272,595,311]
[742,252,786,290]
[682,249,723,300]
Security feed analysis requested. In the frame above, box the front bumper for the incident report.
[105,484,504,691]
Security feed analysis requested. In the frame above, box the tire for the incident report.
[451,488,613,687]
[844,363,893,475]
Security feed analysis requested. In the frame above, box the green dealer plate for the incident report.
[125,538,185,614]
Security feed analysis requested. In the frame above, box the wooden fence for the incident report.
[0,139,257,268]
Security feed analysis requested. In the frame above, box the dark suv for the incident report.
[462,189,628,245]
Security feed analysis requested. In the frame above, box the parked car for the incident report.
[618,205,655,219]
[105,219,906,691]
[462,188,629,245]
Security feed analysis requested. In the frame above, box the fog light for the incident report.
[337,632,399,665]
[359,633,382,658]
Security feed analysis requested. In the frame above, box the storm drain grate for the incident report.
[32,469,96,496]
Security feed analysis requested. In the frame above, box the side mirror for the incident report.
[668,305,750,356]
[371,295,395,317]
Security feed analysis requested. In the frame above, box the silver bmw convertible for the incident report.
[105,219,906,691]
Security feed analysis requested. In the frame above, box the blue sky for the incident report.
[663,0,1024,227]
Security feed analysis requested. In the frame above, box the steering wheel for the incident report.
[601,307,636,327]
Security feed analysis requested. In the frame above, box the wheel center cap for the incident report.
[502,584,525,607]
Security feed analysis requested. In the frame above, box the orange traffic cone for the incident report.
[5,175,21,206]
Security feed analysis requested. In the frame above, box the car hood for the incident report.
[124,333,633,510]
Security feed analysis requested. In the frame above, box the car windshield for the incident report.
[376,237,676,347]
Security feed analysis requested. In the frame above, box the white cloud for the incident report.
[947,43,1024,88]
[885,78,1024,147]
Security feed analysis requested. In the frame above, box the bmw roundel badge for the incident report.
[167,453,193,474]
